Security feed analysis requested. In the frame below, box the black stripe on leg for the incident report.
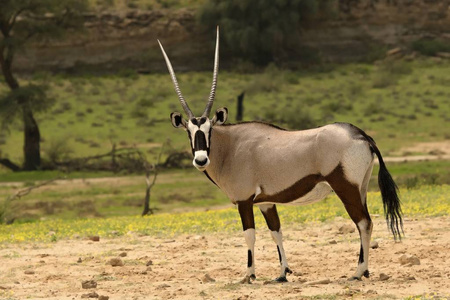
[358,244,364,264]
[248,250,253,268]
[277,246,282,264]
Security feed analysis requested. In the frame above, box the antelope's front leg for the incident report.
[260,204,292,282]
[237,199,256,283]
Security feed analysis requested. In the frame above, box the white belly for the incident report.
[254,182,333,206]
[287,182,333,205]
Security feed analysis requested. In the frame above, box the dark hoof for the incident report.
[348,276,362,281]
[348,270,369,281]
[285,267,293,274]
[240,274,256,284]
[275,276,288,283]
[263,276,288,285]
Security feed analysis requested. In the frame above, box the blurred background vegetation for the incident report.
[0,0,449,223]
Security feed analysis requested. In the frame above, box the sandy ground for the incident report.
[0,216,449,300]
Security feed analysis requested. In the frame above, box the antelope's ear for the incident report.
[170,112,186,128]
[211,107,228,126]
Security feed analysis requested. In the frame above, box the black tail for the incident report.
[362,134,403,240]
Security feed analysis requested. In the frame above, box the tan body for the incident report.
[205,122,373,205]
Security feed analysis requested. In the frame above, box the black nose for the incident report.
[195,158,207,166]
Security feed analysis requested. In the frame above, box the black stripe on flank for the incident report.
[253,174,322,204]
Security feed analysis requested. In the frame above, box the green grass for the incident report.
[0,170,115,182]
[368,160,450,189]
[0,168,226,222]
[0,58,449,167]
[0,160,448,223]
[0,184,448,243]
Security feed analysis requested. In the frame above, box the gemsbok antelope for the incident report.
[158,28,403,283]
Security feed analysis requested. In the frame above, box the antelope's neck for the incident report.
[204,126,230,187]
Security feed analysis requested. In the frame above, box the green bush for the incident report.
[199,0,333,65]
[281,106,317,130]
[411,39,450,56]
[372,60,412,88]
[263,102,317,130]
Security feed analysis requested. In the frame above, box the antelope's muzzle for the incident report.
[193,130,210,170]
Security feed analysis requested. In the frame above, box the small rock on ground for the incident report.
[24,270,35,275]
[108,258,124,267]
[81,291,99,298]
[338,224,355,234]
[379,273,390,281]
[81,280,97,289]
[399,254,420,265]
[157,283,170,289]
[370,241,379,249]
[98,296,109,300]
[201,273,215,283]
[119,252,127,257]
[88,236,100,242]
[146,260,153,266]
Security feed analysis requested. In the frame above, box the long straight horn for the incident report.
[158,40,194,119]
[202,27,219,118]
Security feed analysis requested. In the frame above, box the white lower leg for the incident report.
[244,228,256,277]
[270,230,291,278]
[354,219,372,278]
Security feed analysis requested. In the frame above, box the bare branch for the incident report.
[6,177,62,202]
[9,6,31,30]
[0,158,21,171]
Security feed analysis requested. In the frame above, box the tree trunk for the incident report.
[142,169,154,216]
[1,43,41,171]
[22,104,41,170]
[142,184,152,216]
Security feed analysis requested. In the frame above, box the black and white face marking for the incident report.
[170,107,228,171]
[187,117,212,170]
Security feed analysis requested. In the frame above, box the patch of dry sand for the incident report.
[1,216,449,299]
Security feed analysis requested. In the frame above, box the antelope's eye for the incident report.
[191,118,198,125]
[199,117,207,125]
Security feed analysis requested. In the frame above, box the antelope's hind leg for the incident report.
[237,199,256,284]
[259,204,292,283]
[326,166,373,280]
